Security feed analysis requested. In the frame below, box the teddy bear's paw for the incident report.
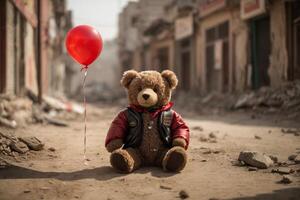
[162,146,187,172]
[110,148,141,173]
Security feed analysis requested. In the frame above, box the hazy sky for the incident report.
[67,0,134,41]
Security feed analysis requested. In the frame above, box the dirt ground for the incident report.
[0,103,300,200]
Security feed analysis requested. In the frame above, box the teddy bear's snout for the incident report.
[142,94,150,100]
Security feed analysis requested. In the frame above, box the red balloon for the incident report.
[66,25,103,67]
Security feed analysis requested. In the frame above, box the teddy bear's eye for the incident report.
[138,86,142,91]
[153,87,158,93]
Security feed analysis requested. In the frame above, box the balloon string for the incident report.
[82,66,88,165]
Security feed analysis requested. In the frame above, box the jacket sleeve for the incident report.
[105,110,128,146]
[171,110,190,149]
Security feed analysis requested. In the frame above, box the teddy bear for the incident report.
[105,70,189,173]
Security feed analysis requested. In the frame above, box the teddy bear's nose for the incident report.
[142,94,150,100]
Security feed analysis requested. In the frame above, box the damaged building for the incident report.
[118,0,300,94]
[0,0,75,99]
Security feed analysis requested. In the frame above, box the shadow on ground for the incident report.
[0,164,176,181]
[226,187,300,200]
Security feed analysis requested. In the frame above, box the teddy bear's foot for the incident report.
[110,148,142,173]
[162,146,187,172]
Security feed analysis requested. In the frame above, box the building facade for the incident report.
[0,0,74,99]
[118,0,300,94]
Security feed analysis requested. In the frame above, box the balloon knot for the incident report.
[80,66,88,72]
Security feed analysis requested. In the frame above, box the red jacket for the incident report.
[105,102,190,149]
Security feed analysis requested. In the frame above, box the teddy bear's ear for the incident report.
[161,70,178,89]
[121,70,139,89]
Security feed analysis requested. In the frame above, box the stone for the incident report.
[288,154,297,161]
[279,175,293,184]
[160,184,172,190]
[209,132,217,139]
[10,141,29,154]
[23,190,31,193]
[48,147,56,152]
[19,137,44,151]
[269,155,278,163]
[179,190,189,199]
[272,167,293,174]
[238,151,274,169]
[254,135,262,140]
[192,126,203,131]
[294,154,300,164]
[248,167,258,171]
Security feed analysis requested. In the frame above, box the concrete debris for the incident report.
[269,155,278,163]
[160,184,172,190]
[294,154,300,164]
[279,175,293,184]
[179,190,189,199]
[0,117,17,129]
[248,167,258,171]
[0,130,44,158]
[254,135,262,140]
[288,154,297,161]
[271,167,294,174]
[19,137,44,151]
[238,151,274,169]
[192,126,203,131]
[233,81,300,119]
[45,116,69,127]
[9,141,29,154]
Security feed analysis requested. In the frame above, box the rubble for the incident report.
[288,154,297,161]
[0,129,44,158]
[271,167,294,174]
[179,190,189,199]
[294,155,300,164]
[279,175,293,184]
[238,151,274,169]
[233,81,300,120]
[19,137,44,151]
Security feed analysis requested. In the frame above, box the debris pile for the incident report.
[233,81,300,118]
[0,129,44,158]
[236,150,300,184]
[0,91,84,129]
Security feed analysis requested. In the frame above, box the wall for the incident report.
[5,0,16,94]
[268,0,288,87]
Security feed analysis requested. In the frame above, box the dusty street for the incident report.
[0,103,300,200]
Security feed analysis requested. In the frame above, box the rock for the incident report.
[209,132,217,139]
[272,167,293,174]
[198,134,208,142]
[238,151,274,169]
[279,175,293,184]
[288,154,297,161]
[294,154,300,164]
[45,117,68,127]
[269,155,278,163]
[10,141,29,154]
[48,147,56,152]
[192,126,203,131]
[160,184,172,190]
[23,190,31,193]
[19,137,44,151]
[179,190,189,199]
[254,135,262,140]
[248,167,258,171]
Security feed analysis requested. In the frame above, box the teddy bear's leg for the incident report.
[162,146,187,172]
[110,148,142,173]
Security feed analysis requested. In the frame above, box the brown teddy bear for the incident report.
[105,70,189,173]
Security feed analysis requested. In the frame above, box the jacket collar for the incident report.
[128,102,174,119]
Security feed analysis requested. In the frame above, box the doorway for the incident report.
[287,1,300,80]
[250,16,271,89]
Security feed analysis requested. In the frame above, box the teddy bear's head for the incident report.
[121,70,178,108]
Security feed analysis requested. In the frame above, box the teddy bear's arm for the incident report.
[171,111,190,149]
[105,110,128,152]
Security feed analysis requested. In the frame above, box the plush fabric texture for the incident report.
[162,146,187,172]
[106,70,189,173]
[106,138,123,152]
